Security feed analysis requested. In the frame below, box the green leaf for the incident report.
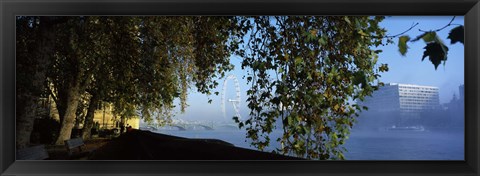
[379,64,389,72]
[353,71,366,87]
[318,36,327,46]
[422,42,449,70]
[294,57,303,66]
[344,16,351,24]
[357,30,367,37]
[447,25,464,44]
[398,35,410,56]
[412,32,426,42]
[287,116,294,126]
[412,32,436,43]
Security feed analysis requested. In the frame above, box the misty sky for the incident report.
[146,16,465,123]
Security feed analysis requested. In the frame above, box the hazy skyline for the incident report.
[145,16,465,123]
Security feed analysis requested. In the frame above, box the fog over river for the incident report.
[151,127,463,160]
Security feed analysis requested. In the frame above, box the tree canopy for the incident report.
[232,16,388,159]
[17,16,244,145]
[18,16,393,159]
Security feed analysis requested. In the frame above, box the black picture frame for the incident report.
[1,0,479,175]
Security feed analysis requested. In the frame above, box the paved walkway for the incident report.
[45,138,111,160]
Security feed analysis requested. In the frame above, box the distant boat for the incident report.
[383,125,426,132]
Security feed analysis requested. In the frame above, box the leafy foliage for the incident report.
[394,17,463,70]
[131,17,242,123]
[447,26,464,44]
[18,16,245,144]
[405,30,455,70]
[233,16,388,159]
[18,16,390,159]
[398,36,410,56]
[16,16,76,146]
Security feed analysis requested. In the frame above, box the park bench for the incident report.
[16,145,49,160]
[64,138,91,159]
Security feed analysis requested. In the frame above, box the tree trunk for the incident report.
[54,17,95,145]
[16,95,38,149]
[120,116,126,134]
[16,17,57,149]
[55,85,81,145]
[55,90,68,127]
[81,94,99,140]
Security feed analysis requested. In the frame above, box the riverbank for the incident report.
[88,130,300,160]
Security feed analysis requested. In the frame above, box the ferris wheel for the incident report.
[221,74,241,121]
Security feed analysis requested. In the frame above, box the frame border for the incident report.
[1,0,479,176]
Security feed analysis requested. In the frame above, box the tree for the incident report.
[125,16,242,124]
[18,16,388,160]
[47,17,107,144]
[38,17,242,144]
[233,16,388,159]
[16,17,68,149]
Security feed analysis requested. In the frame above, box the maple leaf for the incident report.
[447,25,464,44]
[422,42,449,70]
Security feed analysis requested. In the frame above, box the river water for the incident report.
[152,128,464,160]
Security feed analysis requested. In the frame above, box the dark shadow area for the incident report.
[89,130,301,160]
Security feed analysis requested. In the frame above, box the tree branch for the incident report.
[418,16,456,32]
[47,80,59,107]
[385,22,419,38]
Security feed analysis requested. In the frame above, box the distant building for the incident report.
[92,104,140,130]
[443,84,464,110]
[444,85,465,113]
[444,84,464,127]
[459,84,464,101]
[359,83,440,113]
[42,95,139,130]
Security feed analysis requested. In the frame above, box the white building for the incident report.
[359,83,440,113]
